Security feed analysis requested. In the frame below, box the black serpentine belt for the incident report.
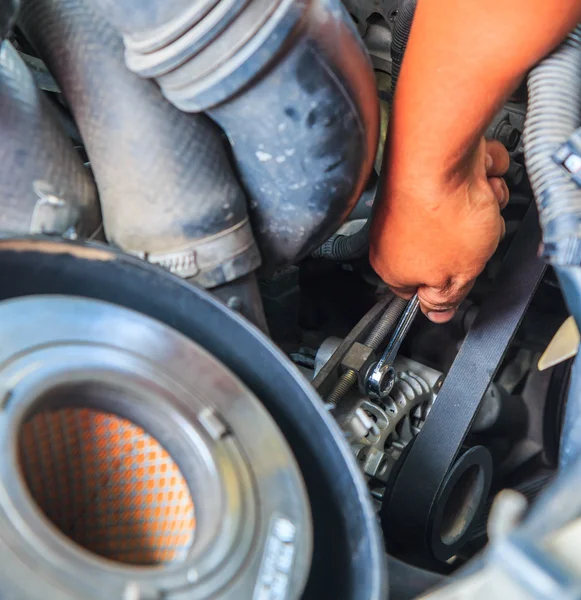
[384,202,546,560]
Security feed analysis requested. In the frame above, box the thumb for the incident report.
[417,279,474,323]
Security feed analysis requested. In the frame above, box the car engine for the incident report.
[0,0,579,598]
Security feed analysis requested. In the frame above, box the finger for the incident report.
[485,139,510,177]
[489,176,510,209]
[387,283,417,300]
[426,308,457,324]
[418,279,475,323]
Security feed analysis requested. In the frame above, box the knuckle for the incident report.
[419,289,457,311]
[419,277,472,311]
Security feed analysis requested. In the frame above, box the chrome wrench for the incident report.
[365,294,420,399]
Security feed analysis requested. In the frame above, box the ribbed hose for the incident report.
[312,221,370,261]
[524,26,581,470]
[524,26,581,246]
[19,0,260,288]
[390,0,417,93]
[326,297,407,405]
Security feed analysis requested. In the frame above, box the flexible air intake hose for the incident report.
[523,25,581,469]
[311,221,370,261]
[86,0,379,274]
[19,0,261,288]
[390,0,417,92]
[524,26,581,261]
[0,41,100,237]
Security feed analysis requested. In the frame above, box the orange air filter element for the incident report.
[18,408,195,566]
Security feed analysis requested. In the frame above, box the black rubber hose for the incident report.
[523,26,581,470]
[390,0,417,93]
[86,0,379,275]
[18,0,260,288]
[312,221,370,261]
[0,41,99,237]
[0,0,97,236]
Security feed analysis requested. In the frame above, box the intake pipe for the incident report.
[390,0,417,92]
[0,40,99,238]
[87,0,379,273]
[19,0,261,288]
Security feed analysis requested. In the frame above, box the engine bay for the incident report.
[0,0,579,598]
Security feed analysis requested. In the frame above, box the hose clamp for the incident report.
[143,217,261,287]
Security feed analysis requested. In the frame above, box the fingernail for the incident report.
[485,154,493,170]
[427,309,456,324]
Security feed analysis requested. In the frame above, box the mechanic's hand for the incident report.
[370,139,510,323]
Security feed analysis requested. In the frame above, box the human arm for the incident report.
[370,0,581,322]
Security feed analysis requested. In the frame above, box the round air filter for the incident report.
[0,296,312,600]
[20,408,195,565]
[0,237,388,600]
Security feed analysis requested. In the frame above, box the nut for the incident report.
[341,342,376,390]
[494,120,521,152]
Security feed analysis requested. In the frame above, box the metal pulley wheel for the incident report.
[0,295,312,599]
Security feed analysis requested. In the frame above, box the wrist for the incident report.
[382,159,472,216]
[384,126,483,212]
